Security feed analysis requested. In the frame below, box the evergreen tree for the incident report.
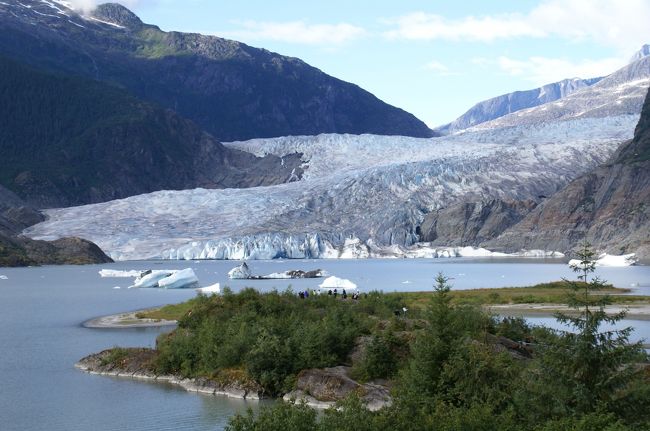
[519,242,649,426]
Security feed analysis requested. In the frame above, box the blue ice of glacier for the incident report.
[24,114,640,261]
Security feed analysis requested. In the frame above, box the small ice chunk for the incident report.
[228,262,252,279]
[0,275,8,280]
[196,283,221,294]
[158,268,199,289]
[319,276,357,290]
[99,269,142,278]
[113,286,121,289]
[402,280,412,284]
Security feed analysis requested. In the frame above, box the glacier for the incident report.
[24,114,639,261]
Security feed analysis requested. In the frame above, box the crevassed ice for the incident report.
[24,115,639,260]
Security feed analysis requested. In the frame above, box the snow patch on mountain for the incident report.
[437,77,602,134]
[469,57,650,131]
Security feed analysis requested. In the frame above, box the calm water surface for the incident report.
[0,258,648,430]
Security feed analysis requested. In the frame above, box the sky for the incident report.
[103,0,650,128]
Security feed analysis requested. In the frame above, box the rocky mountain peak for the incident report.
[92,3,143,30]
[629,43,650,63]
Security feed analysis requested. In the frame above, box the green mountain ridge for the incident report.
[0,55,302,207]
[0,1,434,141]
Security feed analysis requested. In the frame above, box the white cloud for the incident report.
[528,0,650,52]
[385,12,542,42]
[423,60,448,72]
[496,55,624,85]
[384,0,650,54]
[223,20,366,46]
[423,60,455,76]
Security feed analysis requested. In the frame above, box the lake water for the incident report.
[0,258,648,430]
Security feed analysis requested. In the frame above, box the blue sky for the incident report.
[107,0,650,127]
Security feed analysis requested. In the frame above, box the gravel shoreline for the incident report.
[82,309,177,328]
[487,303,650,321]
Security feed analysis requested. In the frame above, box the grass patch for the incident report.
[137,281,648,322]
[135,301,194,321]
[395,281,646,309]
[99,347,130,367]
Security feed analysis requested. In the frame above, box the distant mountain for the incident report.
[0,1,433,141]
[437,45,650,134]
[629,44,650,63]
[437,77,602,134]
[0,185,43,235]
[486,87,650,258]
[467,55,650,131]
[0,56,302,208]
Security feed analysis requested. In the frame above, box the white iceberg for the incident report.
[196,283,221,294]
[259,269,326,279]
[228,262,252,279]
[596,253,637,266]
[569,253,637,268]
[99,269,143,278]
[319,276,357,290]
[133,270,175,288]
[0,275,8,280]
[158,268,199,289]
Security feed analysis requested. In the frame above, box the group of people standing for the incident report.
[296,288,360,300]
[326,288,360,300]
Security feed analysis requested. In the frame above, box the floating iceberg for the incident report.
[261,269,326,279]
[99,269,143,278]
[228,262,252,279]
[569,253,637,268]
[319,276,357,290]
[158,268,199,289]
[196,283,221,294]
[133,270,175,288]
[101,268,200,289]
[0,275,8,280]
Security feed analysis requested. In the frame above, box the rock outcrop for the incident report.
[0,185,112,267]
[486,88,650,259]
[283,366,392,411]
[76,348,265,400]
[418,199,538,246]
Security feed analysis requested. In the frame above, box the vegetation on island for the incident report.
[98,245,650,430]
[225,245,649,430]
[137,280,648,323]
